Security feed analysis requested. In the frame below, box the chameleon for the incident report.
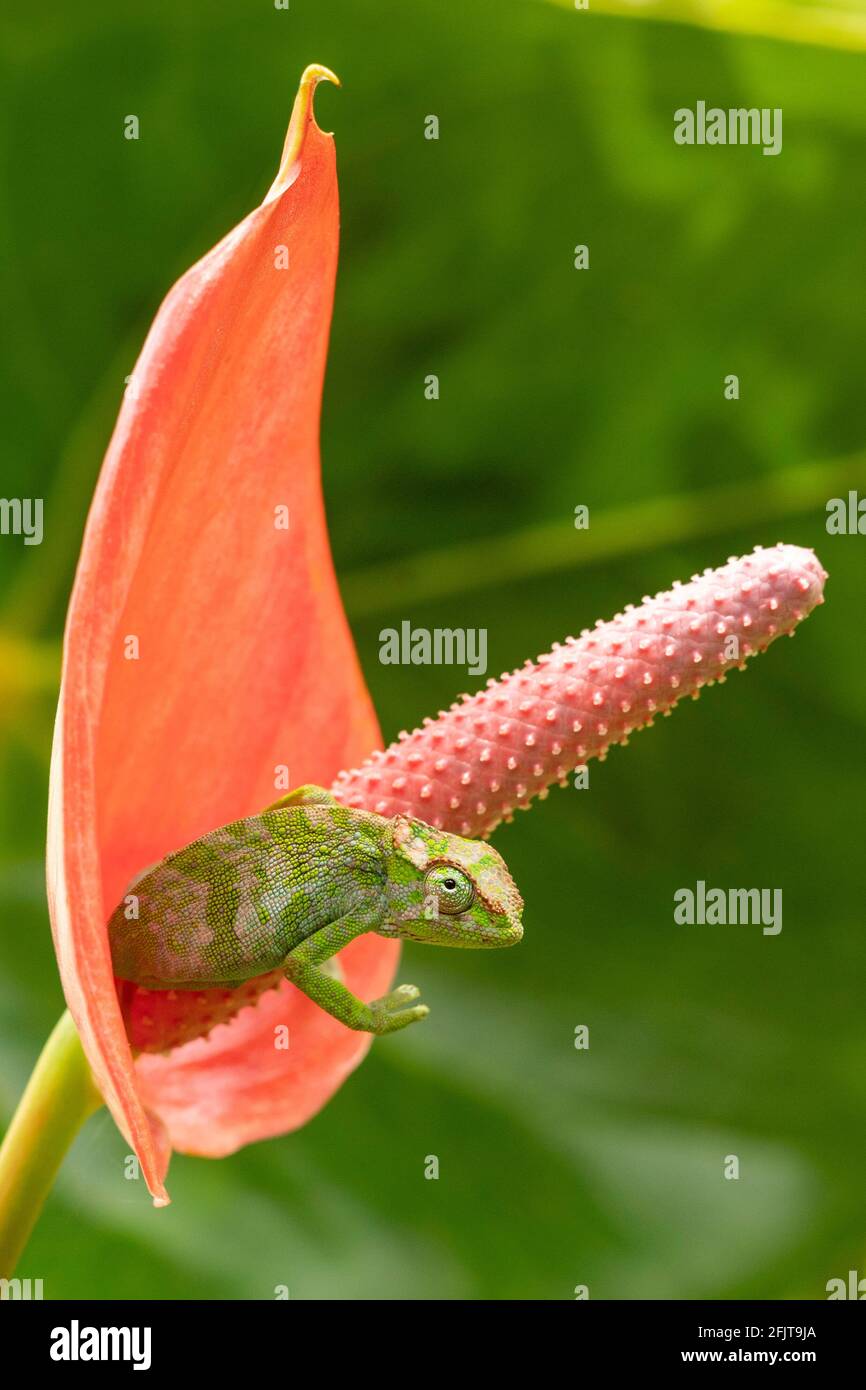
[108,785,523,1036]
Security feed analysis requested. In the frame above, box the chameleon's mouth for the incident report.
[394,913,523,948]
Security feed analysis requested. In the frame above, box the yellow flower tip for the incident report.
[266,62,341,203]
[300,62,341,93]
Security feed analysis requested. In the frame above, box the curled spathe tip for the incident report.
[266,63,341,203]
[299,62,341,94]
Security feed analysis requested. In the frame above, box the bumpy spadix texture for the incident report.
[333,544,826,837]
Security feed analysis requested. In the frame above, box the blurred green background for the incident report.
[1,0,865,1299]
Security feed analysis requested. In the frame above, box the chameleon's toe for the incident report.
[379,984,421,1008]
[378,1003,430,1034]
[369,985,429,1034]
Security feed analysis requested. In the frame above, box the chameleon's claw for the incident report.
[368,984,429,1034]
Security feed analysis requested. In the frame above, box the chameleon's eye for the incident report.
[424,864,475,915]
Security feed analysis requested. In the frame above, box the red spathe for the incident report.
[46,69,398,1203]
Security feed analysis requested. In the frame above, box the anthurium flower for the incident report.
[46,66,399,1204]
[40,63,827,1212]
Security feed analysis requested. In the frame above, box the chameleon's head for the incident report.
[380,816,523,948]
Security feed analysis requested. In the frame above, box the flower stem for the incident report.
[0,1010,102,1277]
[546,0,866,53]
[341,455,863,616]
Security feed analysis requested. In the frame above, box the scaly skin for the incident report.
[110,786,522,1036]
[121,543,825,1054]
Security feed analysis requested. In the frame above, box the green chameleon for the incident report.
[108,786,523,1035]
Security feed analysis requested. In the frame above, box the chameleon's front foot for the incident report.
[282,954,429,1036]
[368,984,430,1035]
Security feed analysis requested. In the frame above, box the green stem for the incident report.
[0,1010,103,1278]
[341,455,865,616]
[545,0,866,53]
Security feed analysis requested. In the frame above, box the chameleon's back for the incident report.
[108,804,386,989]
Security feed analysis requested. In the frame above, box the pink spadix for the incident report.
[332,544,826,839]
